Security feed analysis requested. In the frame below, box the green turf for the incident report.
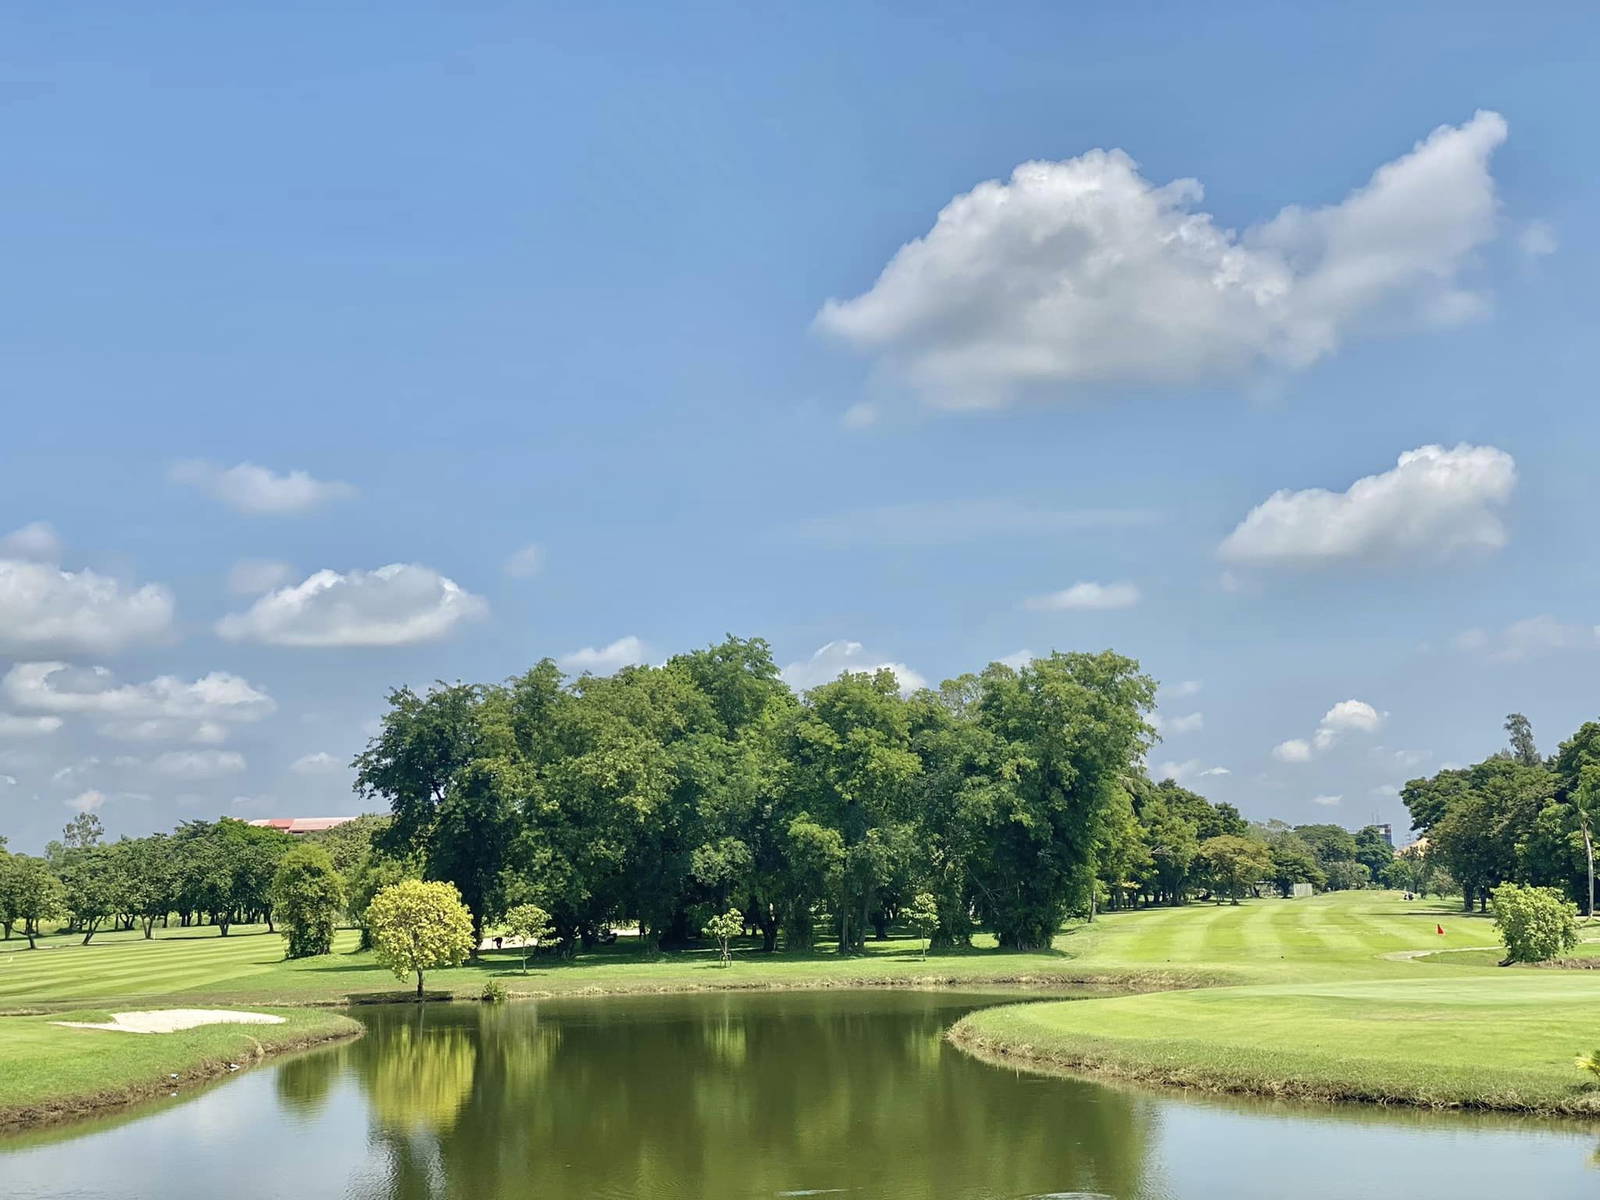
[0,922,1193,1011]
[952,891,1600,1113]
[0,1006,360,1128]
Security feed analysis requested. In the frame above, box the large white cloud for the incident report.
[170,460,355,515]
[216,564,488,647]
[0,560,174,656]
[558,636,649,675]
[1023,581,1141,611]
[2,662,275,744]
[817,112,1506,404]
[1219,444,1515,568]
[781,640,928,695]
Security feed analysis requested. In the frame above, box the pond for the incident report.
[2,991,1596,1199]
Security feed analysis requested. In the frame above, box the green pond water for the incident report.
[2,990,1596,1199]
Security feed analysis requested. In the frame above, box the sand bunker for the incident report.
[53,1009,287,1034]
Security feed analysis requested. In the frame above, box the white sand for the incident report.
[53,1009,287,1035]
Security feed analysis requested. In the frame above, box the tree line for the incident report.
[1402,712,1600,914]
[1,638,1417,956]
[349,638,1406,952]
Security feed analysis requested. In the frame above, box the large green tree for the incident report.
[969,652,1155,947]
[273,843,346,958]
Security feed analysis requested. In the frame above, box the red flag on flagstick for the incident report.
[1437,924,1445,935]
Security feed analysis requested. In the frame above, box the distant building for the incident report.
[1374,822,1393,847]
[246,816,358,836]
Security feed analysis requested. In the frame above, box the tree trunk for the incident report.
[416,969,425,999]
[1584,823,1595,921]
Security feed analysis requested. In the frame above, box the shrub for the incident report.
[1491,882,1579,964]
[480,978,507,1004]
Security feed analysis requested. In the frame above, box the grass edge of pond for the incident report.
[947,1000,1600,1116]
[0,1008,364,1134]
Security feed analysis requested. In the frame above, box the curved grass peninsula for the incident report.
[950,891,1600,1114]
[0,1006,362,1130]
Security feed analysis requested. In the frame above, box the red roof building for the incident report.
[245,816,358,835]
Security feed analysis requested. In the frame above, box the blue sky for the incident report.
[2,3,1596,850]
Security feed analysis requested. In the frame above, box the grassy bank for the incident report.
[0,1006,362,1130]
[951,891,1600,1114]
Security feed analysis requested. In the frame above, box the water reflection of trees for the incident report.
[329,993,1156,1199]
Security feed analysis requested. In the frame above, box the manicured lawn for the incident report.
[952,891,1600,1113]
[0,922,1176,1011]
[0,1006,360,1129]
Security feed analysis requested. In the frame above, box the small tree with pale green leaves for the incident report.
[500,903,553,974]
[703,909,744,966]
[366,879,475,998]
[1491,882,1579,964]
[905,891,939,960]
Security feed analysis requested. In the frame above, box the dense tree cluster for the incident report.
[351,637,1396,953]
[1402,713,1600,914]
[0,811,404,956]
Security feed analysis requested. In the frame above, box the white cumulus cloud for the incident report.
[216,564,488,647]
[3,663,275,734]
[558,636,649,676]
[817,112,1507,404]
[1312,794,1343,807]
[1023,581,1141,612]
[781,640,927,695]
[0,560,174,656]
[170,460,356,515]
[1219,444,1515,568]
[66,789,106,812]
[1275,700,1385,763]
[1272,739,1313,763]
